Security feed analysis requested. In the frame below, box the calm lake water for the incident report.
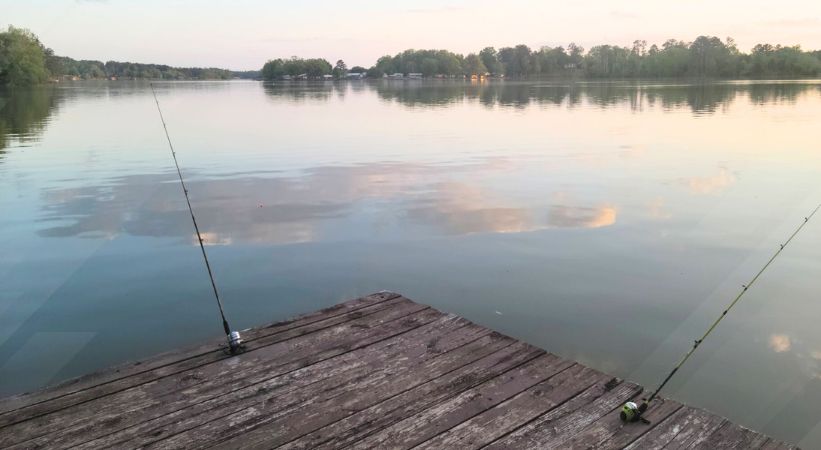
[1,79,820,445]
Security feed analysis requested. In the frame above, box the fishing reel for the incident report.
[228,331,245,355]
[620,400,650,424]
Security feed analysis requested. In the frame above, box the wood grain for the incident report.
[0,292,791,450]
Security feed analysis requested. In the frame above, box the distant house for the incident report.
[389,73,404,79]
[407,73,423,79]
[281,74,293,80]
[322,74,333,80]
[295,73,308,80]
[345,72,366,79]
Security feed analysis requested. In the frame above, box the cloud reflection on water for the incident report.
[683,167,737,195]
[36,160,621,244]
[548,204,617,229]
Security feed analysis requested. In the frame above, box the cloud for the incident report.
[406,183,537,235]
[548,205,617,229]
[769,334,792,353]
[682,167,736,195]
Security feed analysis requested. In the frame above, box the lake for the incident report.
[1,79,820,446]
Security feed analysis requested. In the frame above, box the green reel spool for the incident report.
[620,401,649,423]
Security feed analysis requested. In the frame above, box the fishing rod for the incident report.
[149,83,243,355]
[621,203,821,424]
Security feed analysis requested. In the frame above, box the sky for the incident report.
[2,0,821,71]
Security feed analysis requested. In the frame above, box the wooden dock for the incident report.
[0,292,795,449]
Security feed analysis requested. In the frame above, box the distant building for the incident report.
[322,74,333,80]
[389,73,404,79]
[346,72,366,79]
[407,73,423,79]
[295,73,308,80]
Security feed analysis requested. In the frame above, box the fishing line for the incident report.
[621,203,821,423]
[149,83,243,354]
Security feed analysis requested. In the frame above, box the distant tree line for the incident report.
[5,25,821,87]
[263,36,821,80]
[49,57,234,80]
[1,26,249,88]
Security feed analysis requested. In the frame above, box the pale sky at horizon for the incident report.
[2,0,820,71]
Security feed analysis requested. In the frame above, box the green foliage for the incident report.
[0,26,49,87]
[498,45,539,76]
[479,47,502,75]
[261,57,332,80]
[372,49,467,77]
[744,44,821,77]
[1,25,235,85]
[462,54,487,75]
[332,59,347,78]
[359,37,821,79]
[100,61,232,80]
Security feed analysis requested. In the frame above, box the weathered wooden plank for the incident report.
[691,421,771,449]
[624,406,728,449]
[28,312,475,449]
[153,331,523,449]
[484,378,642,449]
[413,364,609,449]
[558,398,683,449]
[347,354,575,450]
[0,298,429,448]
[759,438,799,450]
[72,315,488,449]
[0,293,790,450]
[0,291,399,418]
[278,341,545,450]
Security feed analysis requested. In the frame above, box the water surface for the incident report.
[1,80,820,446]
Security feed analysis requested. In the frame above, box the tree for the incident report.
[349,65,367,73]
[261,59,285,80]
[689,35,729,76]
[0,26,50,87]
[479,47,502,74]
[366,66,384,78]
[303,58,332,78]
[462,53,487,75]
[332,59,347,78]
[498,45,537,77]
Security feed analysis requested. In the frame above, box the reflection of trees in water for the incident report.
[262,82,346,103]
[367,81,817,114]
[747,82,820,105]
[0,86,62,155]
